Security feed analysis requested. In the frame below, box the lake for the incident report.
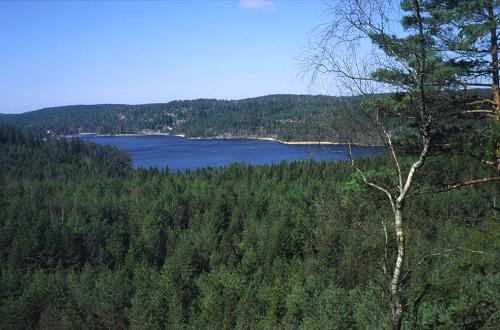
[77,135,383,171]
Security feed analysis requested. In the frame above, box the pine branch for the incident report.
[414,176,500,196]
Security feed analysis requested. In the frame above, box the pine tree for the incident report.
[423,0,500,170]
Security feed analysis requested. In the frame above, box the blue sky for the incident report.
[0,0,327,114]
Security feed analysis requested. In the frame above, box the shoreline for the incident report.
[70,132,382,147]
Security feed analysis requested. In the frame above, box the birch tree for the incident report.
[302,0,482,328]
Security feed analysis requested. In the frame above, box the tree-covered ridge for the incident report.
[0,126,497,329]
[0,94,378,143]
[0,126,131,180]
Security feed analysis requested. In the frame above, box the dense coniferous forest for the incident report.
[2,0,500,328]
[0,95,379,143]
[0,91,489,146]
[0,126,498,329]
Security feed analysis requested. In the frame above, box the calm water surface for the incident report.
[78,135,383,171]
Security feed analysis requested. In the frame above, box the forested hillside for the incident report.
[1,1,498,326]
[0,126,497,329]
[0,94,378,143]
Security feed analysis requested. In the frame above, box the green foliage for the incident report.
[342,167,395,207]
[0,126,498,328]
[0,94,379,143]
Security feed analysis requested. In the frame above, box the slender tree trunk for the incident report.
[488,2,500,170]
[391,203,405,330]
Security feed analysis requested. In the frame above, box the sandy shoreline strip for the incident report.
[254,137,380,147]
[70,132,381,147]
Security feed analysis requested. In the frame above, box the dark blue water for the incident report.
[78,135,383,171]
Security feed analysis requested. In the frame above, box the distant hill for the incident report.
[0,94,379,143]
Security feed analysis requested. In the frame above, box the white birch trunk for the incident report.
[391,203,405,330]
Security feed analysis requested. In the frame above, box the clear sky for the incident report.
[0,0,327,114]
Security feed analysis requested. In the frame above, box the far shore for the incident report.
[69,132,382,147]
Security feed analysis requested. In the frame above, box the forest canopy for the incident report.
[1,0,499,328]
[0,94,377,144]
[0,125,498,329]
